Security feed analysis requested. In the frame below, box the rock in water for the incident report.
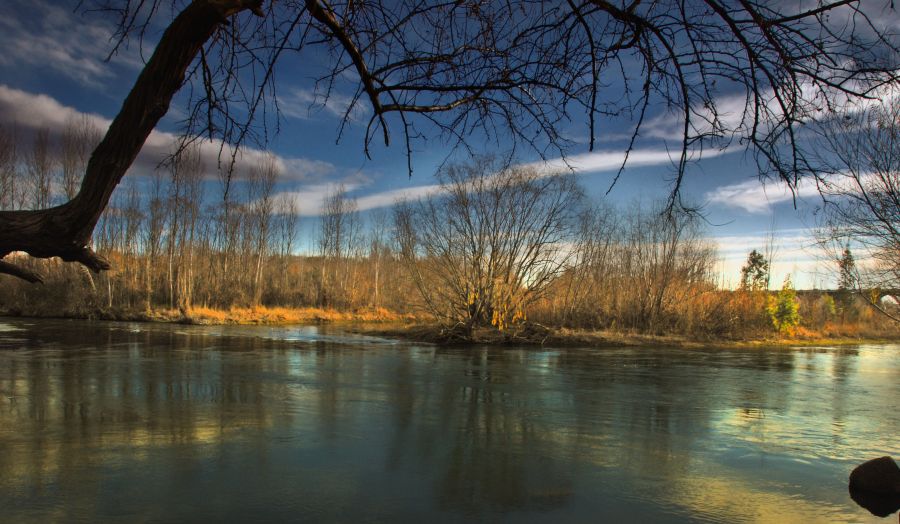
[849,486,900,518]
[850,456,900,495]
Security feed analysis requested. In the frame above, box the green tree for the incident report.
[835,247,857,319]
[838,248,857,291]
[768,276,800,335]
[740,250,769,291]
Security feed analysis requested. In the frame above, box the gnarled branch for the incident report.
[0,0,264,282]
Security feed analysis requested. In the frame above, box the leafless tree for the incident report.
[395,156,583,333]
[541,200,717,331]
[60,115,103,202]
[27,129,55,211]
[0,125,18,210]
[367,209,390,308]
[142,171,167,311]
[318,185,360,306]
[247,153,279,305]
[556,204,620,326]
[163,144,204,311]
[264,193,299,302]
[763,216,779,291]
[815,99,900,320]
[1,0,898,282]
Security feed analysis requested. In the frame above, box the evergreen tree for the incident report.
[835,247,857,320]
[838,248,857,292]
[768,276,800,335]
[740,250,770,291]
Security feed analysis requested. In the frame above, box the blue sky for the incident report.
[0,0,873,289]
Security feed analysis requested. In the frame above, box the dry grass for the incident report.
[352,322,900,349]
[146,305,419,325]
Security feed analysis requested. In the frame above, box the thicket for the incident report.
[1,132,896,339]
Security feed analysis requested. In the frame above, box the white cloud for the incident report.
[273,182,442,216]
[704,169,884,214]
[710,230,887,290]
[270,182,363,216]
[640,75,900,148]
[0,1,142,86]
[709,232,833,289]
[643,93,752,142]
[277,157,336,181]
[704,177,825,214]
[269,145,736,217]
[0,85,336,183]
[279,87,369,122]
[0,84,111,134]
[535,146,735,174]
[355,184,441,211]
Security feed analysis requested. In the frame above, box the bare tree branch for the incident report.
[3,0,899,283]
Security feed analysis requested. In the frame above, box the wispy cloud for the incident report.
[709,232,833,289]
[640,79,900,146]
[0,1,142,86]
[704,177,824,214]
[273,182,440,216]
[270,145,737,217]
[0,85,110,135]
[355,184,440,211]
[703,169,884,214]
[0,85,336,183]
[642,93,752,142]
[535,146,735,174]
[271,182,362,216]
[278,87,369,122]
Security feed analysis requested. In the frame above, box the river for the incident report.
[0,318,897,522]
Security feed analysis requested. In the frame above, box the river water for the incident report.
[0,318,897,523]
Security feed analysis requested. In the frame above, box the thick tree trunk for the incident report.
[0,0,263,282]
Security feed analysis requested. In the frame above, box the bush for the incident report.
[768,276,800,335]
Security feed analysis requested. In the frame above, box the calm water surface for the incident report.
[0,318,897,523]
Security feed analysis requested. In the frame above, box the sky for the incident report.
[0,0,884,289]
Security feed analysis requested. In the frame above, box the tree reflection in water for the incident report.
[0,319,897,522]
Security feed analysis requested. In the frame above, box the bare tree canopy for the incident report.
[815,99,900,320]
[394,156,583,333]
[1,0,899,282]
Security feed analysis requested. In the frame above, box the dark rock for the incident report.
[850,457,900,495]
[849,486,900,518]
[849,457,900,518]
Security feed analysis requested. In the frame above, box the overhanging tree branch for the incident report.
[2,0,899,284]
[0,0,264,282]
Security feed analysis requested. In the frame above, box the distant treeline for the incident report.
[0,129,895,339]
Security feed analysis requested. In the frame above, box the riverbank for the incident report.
[1,306,896,348]
[0,305,418,325]
[348,322,900,349]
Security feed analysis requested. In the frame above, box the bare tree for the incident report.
[247,153,279,305]
[318,185,359,307]
[27,129,55,211]
[763,217,779,291]
[60,115,103,202]
[556,204,620,326]
[142,171,166,311]
[1,0,898,282]
[367,209,390,308]
[816,100,900,321]
[395,157,583,333]
[214,162,242,297]
[164,144,204,311]
[0,125,17,211]
[609,203,713,331]
[272,193,299,302]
